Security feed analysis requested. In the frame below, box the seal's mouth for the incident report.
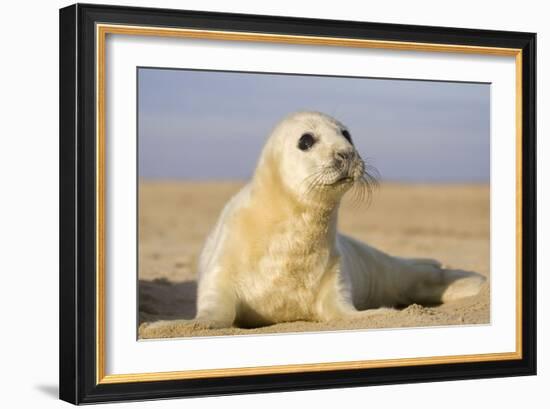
[301,156,379,201]
[329,176,354,186]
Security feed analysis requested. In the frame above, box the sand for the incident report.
[138,181,489,339]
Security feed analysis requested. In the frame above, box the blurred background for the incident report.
[138,68,490,183]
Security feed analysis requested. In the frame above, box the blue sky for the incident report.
[138,68,490,183]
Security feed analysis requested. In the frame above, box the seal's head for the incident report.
[255,111,378,206]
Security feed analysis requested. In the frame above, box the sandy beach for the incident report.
[138,181,490,339]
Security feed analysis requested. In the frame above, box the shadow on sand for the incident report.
[139,279,197,324]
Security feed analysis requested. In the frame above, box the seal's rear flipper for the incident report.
[439,269,487,303]
[399,259,486,306]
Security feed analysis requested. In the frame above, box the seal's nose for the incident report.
[334,149,355,170]
[335,150,354,161]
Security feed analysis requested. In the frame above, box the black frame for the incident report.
[59,3,537,404]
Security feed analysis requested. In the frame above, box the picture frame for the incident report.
[59,3,536,404]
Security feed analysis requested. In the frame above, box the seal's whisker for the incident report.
[302,167,328,197]
[348,181,366,209]
[344,158,380,208]
[300,163,338,197]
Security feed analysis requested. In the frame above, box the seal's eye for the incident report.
[298,133,316,151]
[342,129,353,144]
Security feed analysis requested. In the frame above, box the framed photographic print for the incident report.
[59,3,536,404]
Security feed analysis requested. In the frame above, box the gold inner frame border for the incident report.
[95,23,523,385]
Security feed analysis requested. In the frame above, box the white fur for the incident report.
[143,111,485,332]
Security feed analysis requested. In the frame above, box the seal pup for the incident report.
[143,111,485,332]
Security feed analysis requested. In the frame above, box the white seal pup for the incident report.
[143,111,485,332]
